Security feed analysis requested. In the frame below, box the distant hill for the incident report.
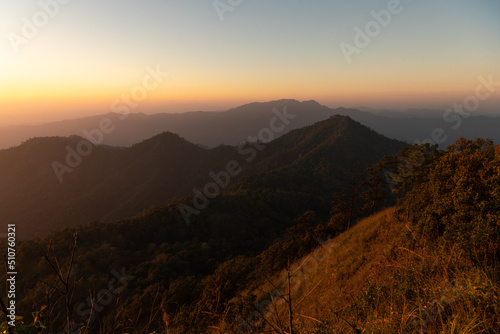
[1,99,498,150]
[0,114,404,238]
[336,108,500,148]
[0,133,238,238]
[0,100,333,149]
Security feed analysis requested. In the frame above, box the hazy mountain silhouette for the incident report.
[0,115,404,238]
[336,108,500,147]
[355,107,446,119]
[0,100,498,150]
[0,100,328,149]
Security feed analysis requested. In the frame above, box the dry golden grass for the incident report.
[236,208,500,334]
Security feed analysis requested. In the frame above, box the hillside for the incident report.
[2,138,499,333]
[233,208,499,333]
[0,133,239,237]
[0,119,404,332]
[211,138,500,334]
[0,115,404,238]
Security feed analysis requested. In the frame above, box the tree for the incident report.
[361,164,387,215]
[388,143,440,197]
[400,138,499,262]
[330,172,363,231]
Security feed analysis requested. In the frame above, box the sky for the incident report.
[1,0,499,125]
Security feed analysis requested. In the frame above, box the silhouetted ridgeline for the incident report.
[1,99,499,150]
[0,115,404,238]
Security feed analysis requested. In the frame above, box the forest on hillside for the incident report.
[1,138,499,333]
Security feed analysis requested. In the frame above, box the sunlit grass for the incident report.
[232,208,499,333]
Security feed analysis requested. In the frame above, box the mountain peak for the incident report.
[133,131,189,146]
[131,131,204,154]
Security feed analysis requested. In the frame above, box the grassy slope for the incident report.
[233,208,499,333]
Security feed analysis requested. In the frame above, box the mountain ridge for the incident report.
[1,100,498,150]
[0,114,404,238]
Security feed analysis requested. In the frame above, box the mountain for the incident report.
[0,99,334,149]
[338,108,500,148]
[213,138,500,333]
[356,106,446,118]
[1,99,498,150]
[0,133,238,238]
[0,114,404,239]
[9,137,499,333]
[8,115,404,332]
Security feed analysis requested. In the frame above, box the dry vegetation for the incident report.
[234,208,499,333]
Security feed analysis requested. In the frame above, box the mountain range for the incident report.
[4,100,499,333]
[0,99,498,150]
[0,107,404,238]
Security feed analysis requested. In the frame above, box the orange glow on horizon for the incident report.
[1,69,498,126]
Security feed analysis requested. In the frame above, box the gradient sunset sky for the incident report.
[1,0,499,125]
